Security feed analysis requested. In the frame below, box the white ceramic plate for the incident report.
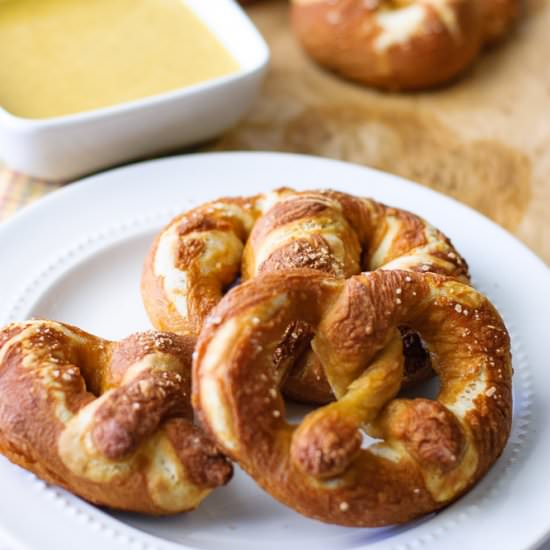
[0,152,548,550]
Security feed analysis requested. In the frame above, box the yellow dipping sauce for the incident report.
[0,0,240,119]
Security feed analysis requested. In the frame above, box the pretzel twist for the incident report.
[142,189,469,402]
[193,269,512,526]
[0,321,232,515]
[290,0,521,90]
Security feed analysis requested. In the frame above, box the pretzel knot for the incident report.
[142,188,469,403]
[193,269,512,526]
[290,0,521,90]
[0,321,232,515]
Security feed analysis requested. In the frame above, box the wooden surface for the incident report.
[215,0,549,266]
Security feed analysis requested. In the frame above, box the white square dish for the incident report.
[0,0,270,180]
[0,152,548,550]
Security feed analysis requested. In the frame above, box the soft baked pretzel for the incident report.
[142,188,469,402]
[193,269,512,526]
[0,320,232,515]
[291,0,521,90]
[483,0,522,43]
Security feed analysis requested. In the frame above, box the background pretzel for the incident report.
[142,188,469,402]
[290,0,521,90]
[193,269,512,526]
[0,320,232,515]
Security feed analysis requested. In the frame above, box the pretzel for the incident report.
[142,188,469,402]
[290,0,521,90]
[483,0,522,43]
[193,269,512,526]
[0,320,232,515]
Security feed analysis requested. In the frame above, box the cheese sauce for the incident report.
[0,0,240,119]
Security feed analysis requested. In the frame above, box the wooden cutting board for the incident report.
[214,0,550,266]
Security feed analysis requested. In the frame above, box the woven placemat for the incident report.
[0,164,64,222]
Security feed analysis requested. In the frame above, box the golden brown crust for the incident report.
[141,244,190,335]
[382,399,466,473]
[92,368,189,460]
[290,0,521,91]
[290,408,363,478]
[163,420,233,489]
[0,321,232,515]
[193,269,512,526]
[257,236,340,275]
[142,189,469,404]
[482,0,522,43]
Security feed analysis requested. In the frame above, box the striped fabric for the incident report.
[0,163,63,222]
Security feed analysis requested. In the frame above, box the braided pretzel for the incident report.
[0,320,232,515]
[291,0,521,90]
[193,269,512,526]
[142,188,469,403]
